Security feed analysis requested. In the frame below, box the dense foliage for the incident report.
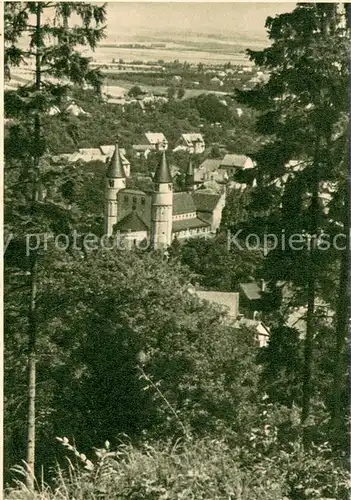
[5,248,261,474]
[20,89,260,156]
[235,2,349,442]
[170,232,261,291]
[4,2,350,499]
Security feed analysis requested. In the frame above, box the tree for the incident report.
[177,87,185,100]
[208,144,221,159]
[4,1,106,487]
[128,85,143,98]
[194,94,231,123]
[5,247,261,474]
[167,86,176,100]
[235,3,349,445]
[174,233,262,292]
[220,186,254,229]
[258,325,303,408]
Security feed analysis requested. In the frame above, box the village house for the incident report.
[142,94,168,106]
[219,154,254,176]
[238,280,281,320]
[191,189,226,233]
[52,145,131,176]
[47,99,89,117]
[238,280,267,319]
[249,73,270,86]
[142,132,168,150]
[275,282,334,338]
[188,285,270,347]
[195,159,228,186]
[132,144,152,159]
[171,75,182,85]
[65,100,89,116]
[48,105,61,116]
[211,76,224,86]
[132,133,168,158]
[233,317,270,347]
[272,160,337,216]
[285,299,334,338]
[102,85,126,100]
[173,133,205,154]
[106,98,126,108]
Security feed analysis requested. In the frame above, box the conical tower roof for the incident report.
[106,141,125,178]
[154,150,172,184]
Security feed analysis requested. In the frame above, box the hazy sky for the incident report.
[105,2,296,41]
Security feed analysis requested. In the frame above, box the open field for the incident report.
[91,45,251,66]
[7,70,230,99]
[104,78,229,99]
[6,71,230,100]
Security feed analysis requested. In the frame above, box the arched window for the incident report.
[109,180,114,188]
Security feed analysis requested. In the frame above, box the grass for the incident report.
[5,431,350,500]
[4,438,288,500]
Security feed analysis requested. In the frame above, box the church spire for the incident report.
[107,140,125,179]
[154,150,172,184]
[151,150,173,250]
[104,140,126,236]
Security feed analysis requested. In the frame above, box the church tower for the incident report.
[151,151,173,249]
[185,156,195,191]
[105,141,126,236]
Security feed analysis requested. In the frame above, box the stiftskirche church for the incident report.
[105,142,226,249]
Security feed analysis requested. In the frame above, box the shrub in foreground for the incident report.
[5,435,350,500]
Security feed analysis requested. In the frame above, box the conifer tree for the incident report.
[235,3,349,445]
[4,2,106,487]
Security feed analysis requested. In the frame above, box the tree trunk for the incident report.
[301,146,320,447]
[26,3,41,489]
[26,253,38,489]
[331,217,349,434]
[301,247,316,446]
